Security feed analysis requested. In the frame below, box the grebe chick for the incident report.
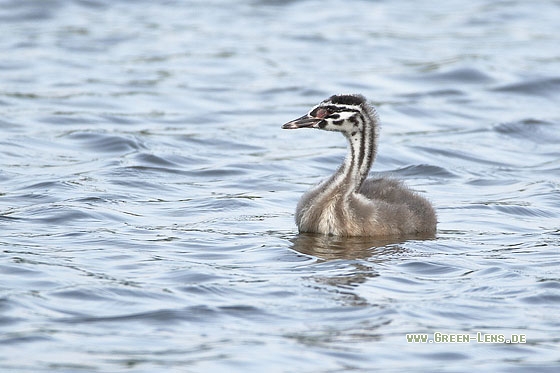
[282,94,436,237]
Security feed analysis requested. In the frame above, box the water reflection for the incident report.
[290,233,433,261]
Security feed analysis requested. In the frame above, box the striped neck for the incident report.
[327,114,378,195]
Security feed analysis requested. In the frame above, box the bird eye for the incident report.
[315,108,330,119]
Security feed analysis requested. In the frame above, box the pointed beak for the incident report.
[282,114,322,129]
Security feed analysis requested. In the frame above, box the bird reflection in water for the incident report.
[289,232,435,261]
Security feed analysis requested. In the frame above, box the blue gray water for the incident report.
[1,0,560,371]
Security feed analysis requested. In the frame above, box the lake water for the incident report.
[1,0,559,371]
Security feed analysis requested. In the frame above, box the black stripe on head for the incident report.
[314,105,360,115]
[325,94,366,107]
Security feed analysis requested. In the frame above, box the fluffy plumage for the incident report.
[282,94,437,237]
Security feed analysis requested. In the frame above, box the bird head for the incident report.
[282,94,375,136]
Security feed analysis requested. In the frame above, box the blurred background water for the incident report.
[1,0,559,371]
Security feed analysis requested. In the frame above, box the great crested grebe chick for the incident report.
[282,94,436,237]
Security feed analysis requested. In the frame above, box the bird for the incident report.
[282,94,437,237]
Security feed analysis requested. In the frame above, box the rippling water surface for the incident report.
[1,0,560,371]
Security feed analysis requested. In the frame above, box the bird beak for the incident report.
[282,114,322,129]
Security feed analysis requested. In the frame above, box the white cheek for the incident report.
[338,112,355,121]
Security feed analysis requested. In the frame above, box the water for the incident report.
[1,0,559,371]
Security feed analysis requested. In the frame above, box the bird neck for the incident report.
[329,120,378,195]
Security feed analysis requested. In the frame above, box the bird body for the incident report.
[283,94,436,237]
